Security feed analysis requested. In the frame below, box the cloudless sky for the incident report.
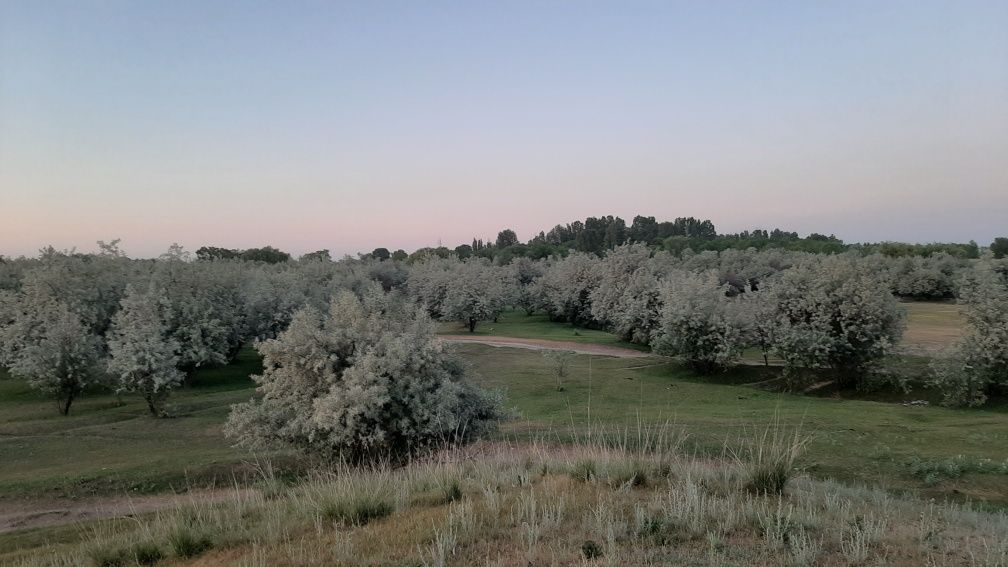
[2,0,1006,258]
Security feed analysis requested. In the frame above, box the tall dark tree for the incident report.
[991,237,1008,259]
[240,246,291,263]
[371,247,391,261]
[196,246,239,261]
[454,244,473,259]
[496,229,518,249]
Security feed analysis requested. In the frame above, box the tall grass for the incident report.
[731,413,810,495]
[6,421,1006,566]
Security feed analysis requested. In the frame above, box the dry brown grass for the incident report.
[900,301,965,354]
[6,432,1007,567]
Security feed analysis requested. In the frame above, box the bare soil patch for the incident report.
[439,335,651,358]
[0,488,252,534]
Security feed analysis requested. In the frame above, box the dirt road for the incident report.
[0,488,252,534]
[439,335,653,358]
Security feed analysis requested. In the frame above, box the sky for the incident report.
[1,1,1006,258]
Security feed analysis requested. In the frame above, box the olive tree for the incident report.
[532,252,601,326]
[441,259,509,332]
[763,256,904,388]
[590,244,653,333]
[407,256,457,317]
[107,285,184,416]
[542,349,575,391]
[605,255,671,345]
[652,271,750,373]
[929,265,1008,406]
[2,299,104,415]
[225,288,502,461]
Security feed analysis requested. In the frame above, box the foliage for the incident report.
[762,256,904,388]
[1,298,104,415]
[440,259,511,332]
[495,229,519,249]
[225,288,502,461]
[588,244,653,336]
[107,285,185,416]
[542,349,574,390]
[651,271,750,373]
[929,264,1008,406]
[531,252,600,326]
[991,237,1008,259]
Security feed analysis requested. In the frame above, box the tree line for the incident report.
[1,233,1005,430]
[407,245,1007,405]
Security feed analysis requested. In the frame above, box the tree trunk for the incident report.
[60,393,74,416]
[145,395,160,417]
[468,318,477,333]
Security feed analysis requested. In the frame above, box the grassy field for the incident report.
[459,345,1008,502]
[437,311,649,351]
[6,442,1007,566]
[0,348,275,500]
[1,343,1005,507]
[441,301,966,355]
[900,300,965,354]
[3,301,1007,564]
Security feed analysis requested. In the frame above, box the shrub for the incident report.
[652,271,750,373]
[763,256,904,388]
[929,264,1008,407]
[581,540,603,559]
[225,287,503,461]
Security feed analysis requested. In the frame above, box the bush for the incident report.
[763,256,904,388]
[929,264,1008,406]
[652,271,749,373]
[581,540,603,559]
[225,287,503,461]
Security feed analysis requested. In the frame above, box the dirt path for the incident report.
[439,335,653,358]
[0,488,253,534]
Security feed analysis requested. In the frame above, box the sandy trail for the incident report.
[439,335,653,358]
[0,488,252,534]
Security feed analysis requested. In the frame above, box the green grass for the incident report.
[437,309,649,351]
[440,302,965,356]
[1,308,1004,509]
[4,302,1007,564]
[456,343,1008,505]
[0,347,278,499]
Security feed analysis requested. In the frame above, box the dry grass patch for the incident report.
[5,432,1008,566]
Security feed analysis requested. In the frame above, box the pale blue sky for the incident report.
[1,1,1006,257]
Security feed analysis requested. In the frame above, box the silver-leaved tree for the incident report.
[225,285,503,462]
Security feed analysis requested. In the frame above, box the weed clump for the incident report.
[571,459,597,482]
[320,497,394,526]
[130,542,164,565]
[88,545,128,567]
[581,539,603,559]
[734,418,808,495]
[168,527,213,558]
